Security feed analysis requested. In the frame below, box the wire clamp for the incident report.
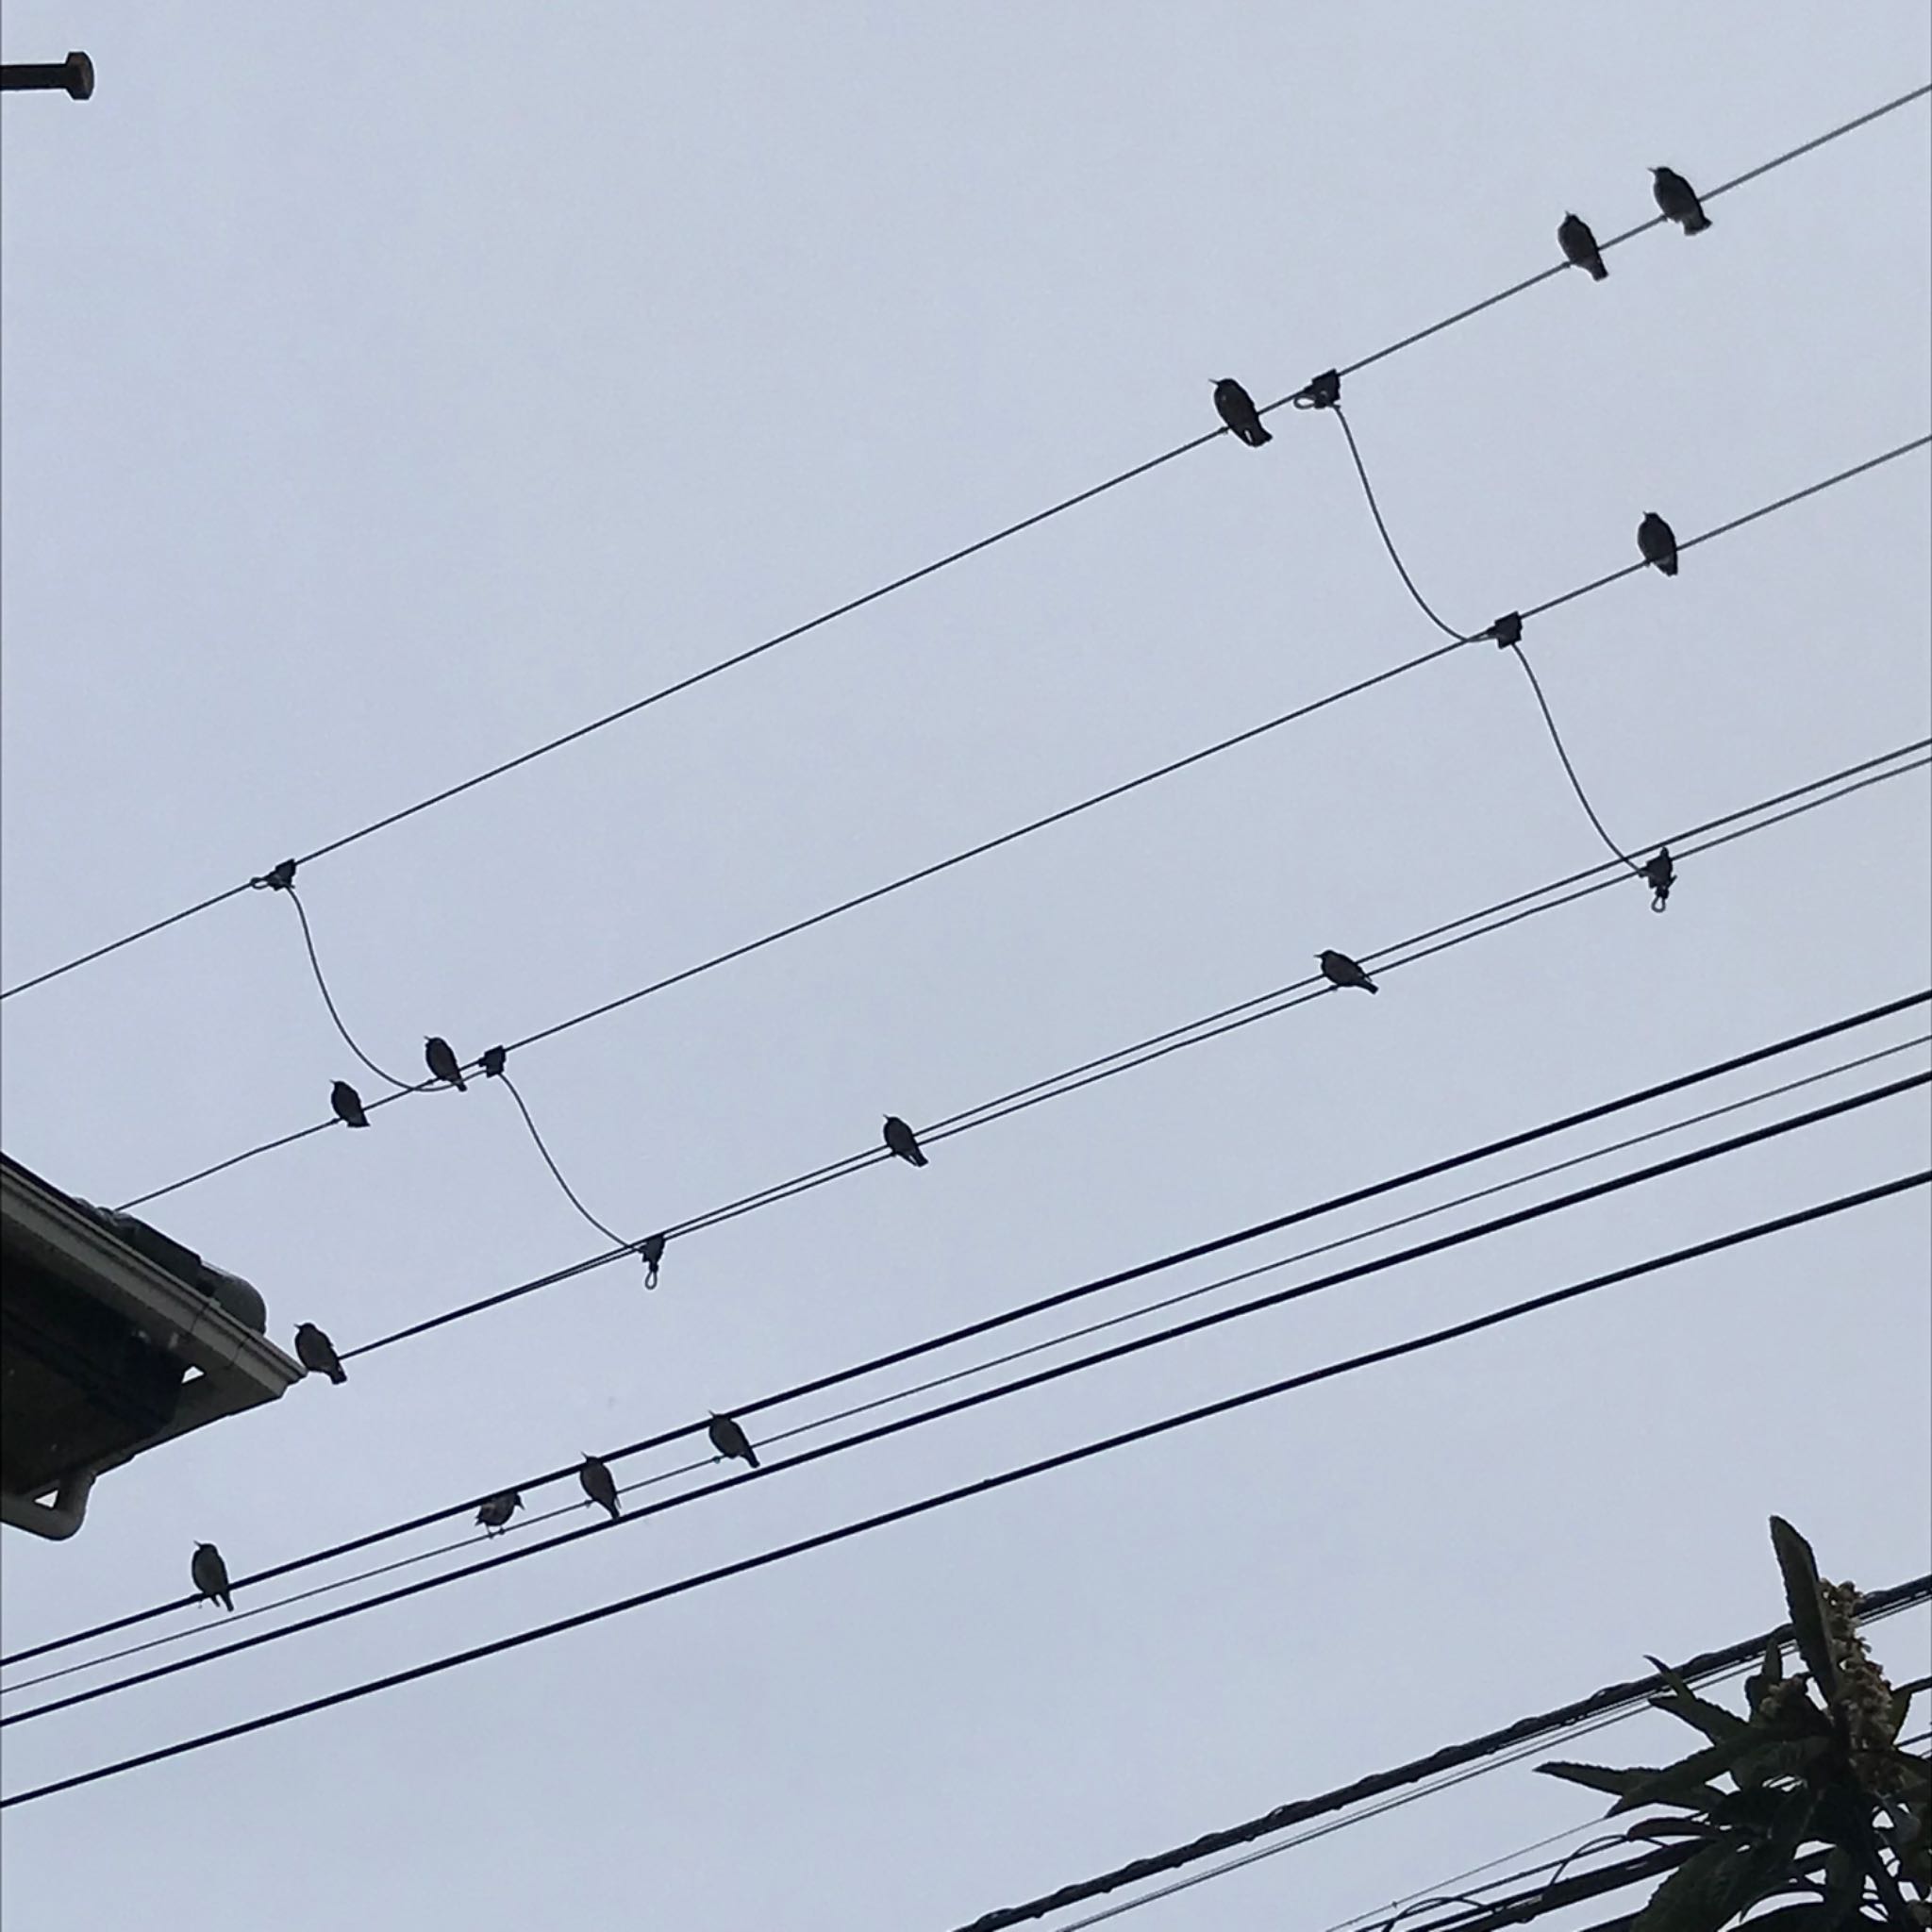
[251,858,298,891]
[1292,368,1342,410]
[1485,612,1524,649]
[636,1231,667,1290]
[1643,846,1675,913]
[479,1045,508,1079]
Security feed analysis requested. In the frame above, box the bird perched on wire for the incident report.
[578,1454,621,1522]
[330,1079,369,1128]
[1319,949,1378,994]
[192,1542,235,1612]
[1638,512,1679,575]
[1644,847,1676,912]
[424,1036,466,1091]
[475,1491,524,1535]
[883,1115,927,1167]
[1557,213,1608,281]
[1651,166,1710,234]
[293,1322,347,1385]
[1212,378,1272,447]
[708,1412,760,1470]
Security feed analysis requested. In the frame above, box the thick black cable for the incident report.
[954,1573,1932,1932]
[9,1074,1923,1727]
[4,1171,1923,1807]
[492,1071,632,1251]
[1503,642,1645,876]
[104,435,1932,1218]
[11,1026,1924,1698]
[5,87,1924,1010]
[10,982,1920,1674]
[338,744,1932,1354]
[281,885,416,1092]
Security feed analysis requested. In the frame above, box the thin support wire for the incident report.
[276,886,416,1093]
[1326,405,1471,642]
[494,1072,633,1252]
[1504,641,1645,878]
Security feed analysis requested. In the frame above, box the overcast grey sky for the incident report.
[3,7,1928,1927]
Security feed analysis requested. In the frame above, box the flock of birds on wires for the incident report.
[103,154,1782,1620]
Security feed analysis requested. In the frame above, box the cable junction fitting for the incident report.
[1292,368,1343,410]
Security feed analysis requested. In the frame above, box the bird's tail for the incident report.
[1249,424,1273,445]
[910,1149,928,1167]
[453,1074,467,1092]
[1658,557,1679,577]
[1587,260,1608,282]
[328,1363,348,1386]
[219,1591,235,1612]
[1685,208,1711,234]
[745,1448,760,1469]
[1363,980,1379,994]
[605,1500,622,1521]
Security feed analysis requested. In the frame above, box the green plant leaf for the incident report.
[1609,1734,1766,1813]
[1769,1516,1840,1697]
[1539,1760,1671,1799]
[1890,1672,1929,1734]
[1629,1839,1781,1932]
[1624,1817,1719,1841]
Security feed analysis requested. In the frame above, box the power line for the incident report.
[4,1171,1923,1807]
[106,419,1932,1220]
[8,1083,1925,1724]
[16,1028,1921,1700]
[10,989,1921,1675]
[952,1577,1932,1932]
[279,742,1932,1351]
[3,84,1923,1008]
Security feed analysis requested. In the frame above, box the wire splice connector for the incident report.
[1293,368,1342,410]
[637,1232,667,1290]
[252,858,297,891]
[479,1046,508,1079]
[1486,612,1524,649]
[1644,846,1676,913]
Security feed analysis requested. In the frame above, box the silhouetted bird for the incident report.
[480,1045,508,1079]
[1638,512,1679,575]
[192,1542,234,1612]
[1644,846,1676,911]
[638,1231,667,1290]
[578,1454,621,1522]
[293,1322,346,1385]
[1651,166,1710,234]
[883,1115,927,1167]
[475,1490,525,1534]
[1557,213,1608,281]
[425,1036,466,1091]
[1319,949,1378,994]
[1212,378,1272,447]
[708,1412,760,1470]
[330,1079,369,1127]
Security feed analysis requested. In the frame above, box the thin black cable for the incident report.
[1504,641,1645,876]
[11,982,1920,1674]
[13,1030,1923,1700]
[11,1074,1923,1728]
[340,743,1931,1354]
[1334,82,1930,381]
[281,884,416,1093]
[1326,406,1470,641]
[493,1071,631,1251]
[956,1576,1932,1932]
[105,422,1932,1219]
[5,86,1924,1010]
[4,1171,1922,1807]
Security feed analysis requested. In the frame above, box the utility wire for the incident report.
[105,414,1932,1216]
[9,1082,1924,1728]
[952,1576,1932,1931]
[1313,397,1648,875]
[12,985,1922,1676]
[279,883,417,1092]
[324,742,1932,1353]
[492,1071,631,1251]
[10,1029,1922,1704]
[3,1174,1923,1807]
[4,84,1923,1008]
